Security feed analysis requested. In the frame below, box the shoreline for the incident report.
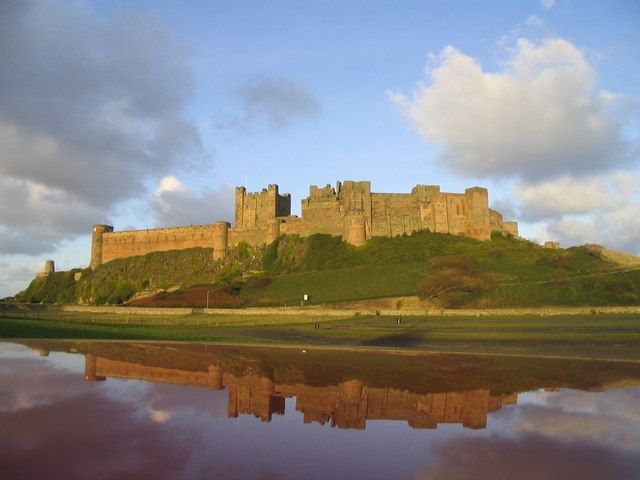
[3,302,640,317]
[5,336,640,364]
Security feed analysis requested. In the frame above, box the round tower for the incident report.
[90,224,114,269]
[212,221,230,260]
[345,212,366,247]
[266,218,281,245]
[44,259,55,274]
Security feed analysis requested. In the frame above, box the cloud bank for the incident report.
[390,38,634,180]
[512,173,640,253]
[0,0,201,254]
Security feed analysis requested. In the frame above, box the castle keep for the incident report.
[90,180,518,268]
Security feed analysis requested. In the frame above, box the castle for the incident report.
[90,180,518,268]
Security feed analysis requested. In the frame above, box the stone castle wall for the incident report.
[89,180,518,267]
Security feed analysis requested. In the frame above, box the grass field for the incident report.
[2,313,639,361]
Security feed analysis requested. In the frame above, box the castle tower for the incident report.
[235,184,291,230]
[44,259,55,274]
[266,218,281,244]
[212,221,230,260]
[464,187,491,240]
[90,224,114,269]
[234,186,247,228]
[345,211,366,246]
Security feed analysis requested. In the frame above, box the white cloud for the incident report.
[390,38,636,180]
[150,176,234,227]
[514,173,635,221]
[541,0,556,10]
[540,204,640,254]
[155,175,187,196]
[517,389,640,450]
[510,172,640,253]
[146,405,173,424]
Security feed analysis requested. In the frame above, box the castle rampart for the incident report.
[89,180,518,267]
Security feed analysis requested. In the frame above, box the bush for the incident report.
[429,255,478,272]
[417,268,494,308]
[583,244,605,257]
[302,234,362,270]
[263,235,305,274]
[105,281,136,304]
[536,254,570,269]
[127,286,245,308]
[235,241,251,261]
[248,276,272,288]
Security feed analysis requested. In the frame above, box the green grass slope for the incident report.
[242,232,640,307]
[14,231,640,307]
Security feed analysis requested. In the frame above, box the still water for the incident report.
[1,340,639,479]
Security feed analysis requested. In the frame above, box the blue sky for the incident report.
[1,0,639,296]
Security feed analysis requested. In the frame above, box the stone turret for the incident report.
[90,224,114,269]
[37,259,55,278]
[44,259,55,274]
[235,184,291,230]
[345,211,366,246]
[212,221,230,260]
[464,187,491,240]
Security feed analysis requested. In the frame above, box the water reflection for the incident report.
[1,340,639,479]
[84,351,517,429]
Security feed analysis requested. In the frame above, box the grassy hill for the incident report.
[14,231,640,308]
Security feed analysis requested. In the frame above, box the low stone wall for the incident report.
[3,303,640,317]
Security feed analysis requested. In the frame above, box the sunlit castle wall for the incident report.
[89,180,518,267]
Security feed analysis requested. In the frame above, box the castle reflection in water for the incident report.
[83,353,516,430]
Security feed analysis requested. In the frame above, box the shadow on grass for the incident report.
[359,331,427,347]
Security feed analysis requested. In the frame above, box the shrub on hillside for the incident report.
[582,244,605,257]
[536,254,571,269]
[263,235,305,274]
[429,255,478,272]
[248,276,272,288]
[127,286,244,308]
[105,281,136,305]
[417,268,494,308]
[302,234,363,271]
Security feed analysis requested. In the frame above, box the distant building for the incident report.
[36,259,55,278]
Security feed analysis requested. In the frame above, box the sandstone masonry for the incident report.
[90,180,518,267]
